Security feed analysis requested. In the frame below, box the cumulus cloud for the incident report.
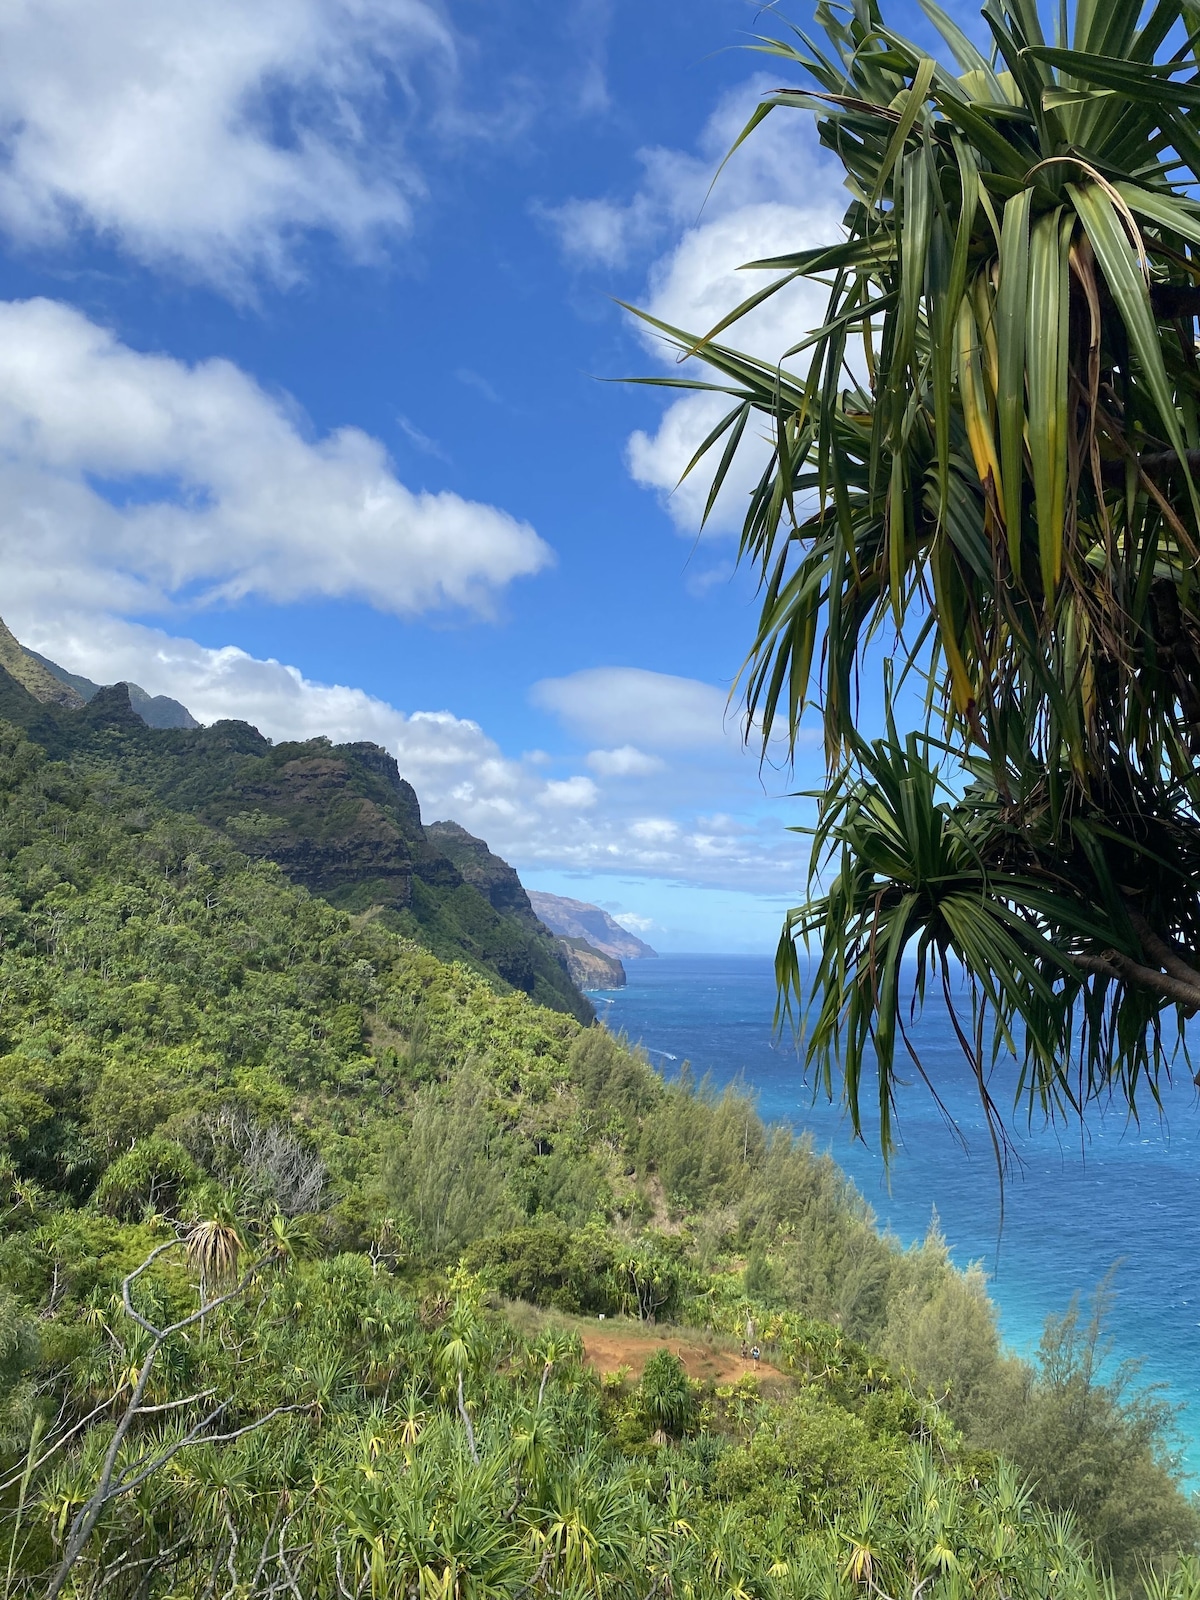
[532,667,734,750]
[629,818,679,843]
[586,745,665,777]
[628,148,845,534]
[548,77,847,537]
[0,0,450,286]
[0,298,551,620]
[541,776,599,809]
[15,613,804,894]
[543,74,830,268]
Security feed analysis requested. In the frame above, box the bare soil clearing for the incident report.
[500,1301,789,1389]
[582,1323,783,1385]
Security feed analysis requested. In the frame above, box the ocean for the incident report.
[597,953,1200,1479]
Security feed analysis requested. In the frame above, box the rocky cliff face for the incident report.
[424,820,604,1007]
[0,666,594,1024]
[425,820,543,928]
[555,936,626,990]
[527,890,657,959]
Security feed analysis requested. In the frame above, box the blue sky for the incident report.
[0,0,958,951]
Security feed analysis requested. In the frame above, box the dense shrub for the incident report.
[0,721,1192,1594]
[464,1222,619,1313]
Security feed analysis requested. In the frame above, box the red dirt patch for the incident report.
[582,1325,782,1385]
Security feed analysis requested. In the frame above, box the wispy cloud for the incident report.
[0,0,454,291]
[454,367,502,404]
[397,414,450,462]
[533,666,736,749]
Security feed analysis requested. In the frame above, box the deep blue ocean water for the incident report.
[597,953,1200,1479]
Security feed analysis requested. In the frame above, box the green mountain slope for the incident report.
[24,646,199,728]
[0,614,197,728]
[0,663,591,1022]
[0,719,1192,1598]
[0,618,83,710]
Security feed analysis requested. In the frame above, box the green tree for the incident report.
[382,1071,518,1258]
[638,1350,695,1437]
[0,1286,37,1453]
[981,1283,1200,1586]
[641,0,1200,1140]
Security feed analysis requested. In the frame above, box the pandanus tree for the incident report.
[638,0,1200,1151]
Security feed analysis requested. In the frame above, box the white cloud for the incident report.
[546,197,635,268]
[611,910,655,933]
[532,667,733,750]
[548,76,847,538]
[543,74,834,268]
[640,200,839,351]
[544,774,601,806]
[629,818,679,843]
[14,613,806,895]
[0,0,451,286]
[541,776,599,809]
[0,298,552,620]
[629,188,845,538]
[586,745,665,777]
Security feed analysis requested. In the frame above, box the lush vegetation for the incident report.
[0,665,591,1024]
[0,720,1193,1596]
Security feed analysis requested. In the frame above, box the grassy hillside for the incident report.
[0,663,591,1023]
[0,722,1194,1598]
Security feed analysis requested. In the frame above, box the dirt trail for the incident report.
[581,1324,783,1385]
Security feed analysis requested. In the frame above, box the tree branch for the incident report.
[457,1371,479,1464]
[1126,910,1200,992]
[1073,949,1200,1010]
[45,1246,276,1600]
[112,1405,304,1500]
[1099,447,1200,480]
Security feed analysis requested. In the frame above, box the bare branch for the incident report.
[112,1405,303,1500]
[0,1391,123,1498]
[136,1387,217,1415]
[45,1245,278,1600]
[457,1371,479,1464]
[1073,949,1200,1010]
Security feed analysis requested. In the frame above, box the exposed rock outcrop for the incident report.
[528,890,657,959]
[555,936,626,990]
[0,659,594,1024]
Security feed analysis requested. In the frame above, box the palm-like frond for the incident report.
[634,0,1200,1139]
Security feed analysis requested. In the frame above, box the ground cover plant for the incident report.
[0,721,1193,1595]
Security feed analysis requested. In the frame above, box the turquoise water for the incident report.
[598,954,1200,1478]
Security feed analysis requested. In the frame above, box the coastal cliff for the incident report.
[0,648,594,1023]
[555,934,626,989]
[528,888,656,959]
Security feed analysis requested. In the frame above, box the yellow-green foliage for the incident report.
[0,723,1194,1596]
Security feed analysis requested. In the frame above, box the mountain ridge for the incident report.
[25,646,199,729]
[529,889,657,959]
[0,653,593,1022]
[0,614,198,728]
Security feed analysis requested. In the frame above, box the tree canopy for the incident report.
[3,721,1193,1593]
[638,0,1200,1149]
